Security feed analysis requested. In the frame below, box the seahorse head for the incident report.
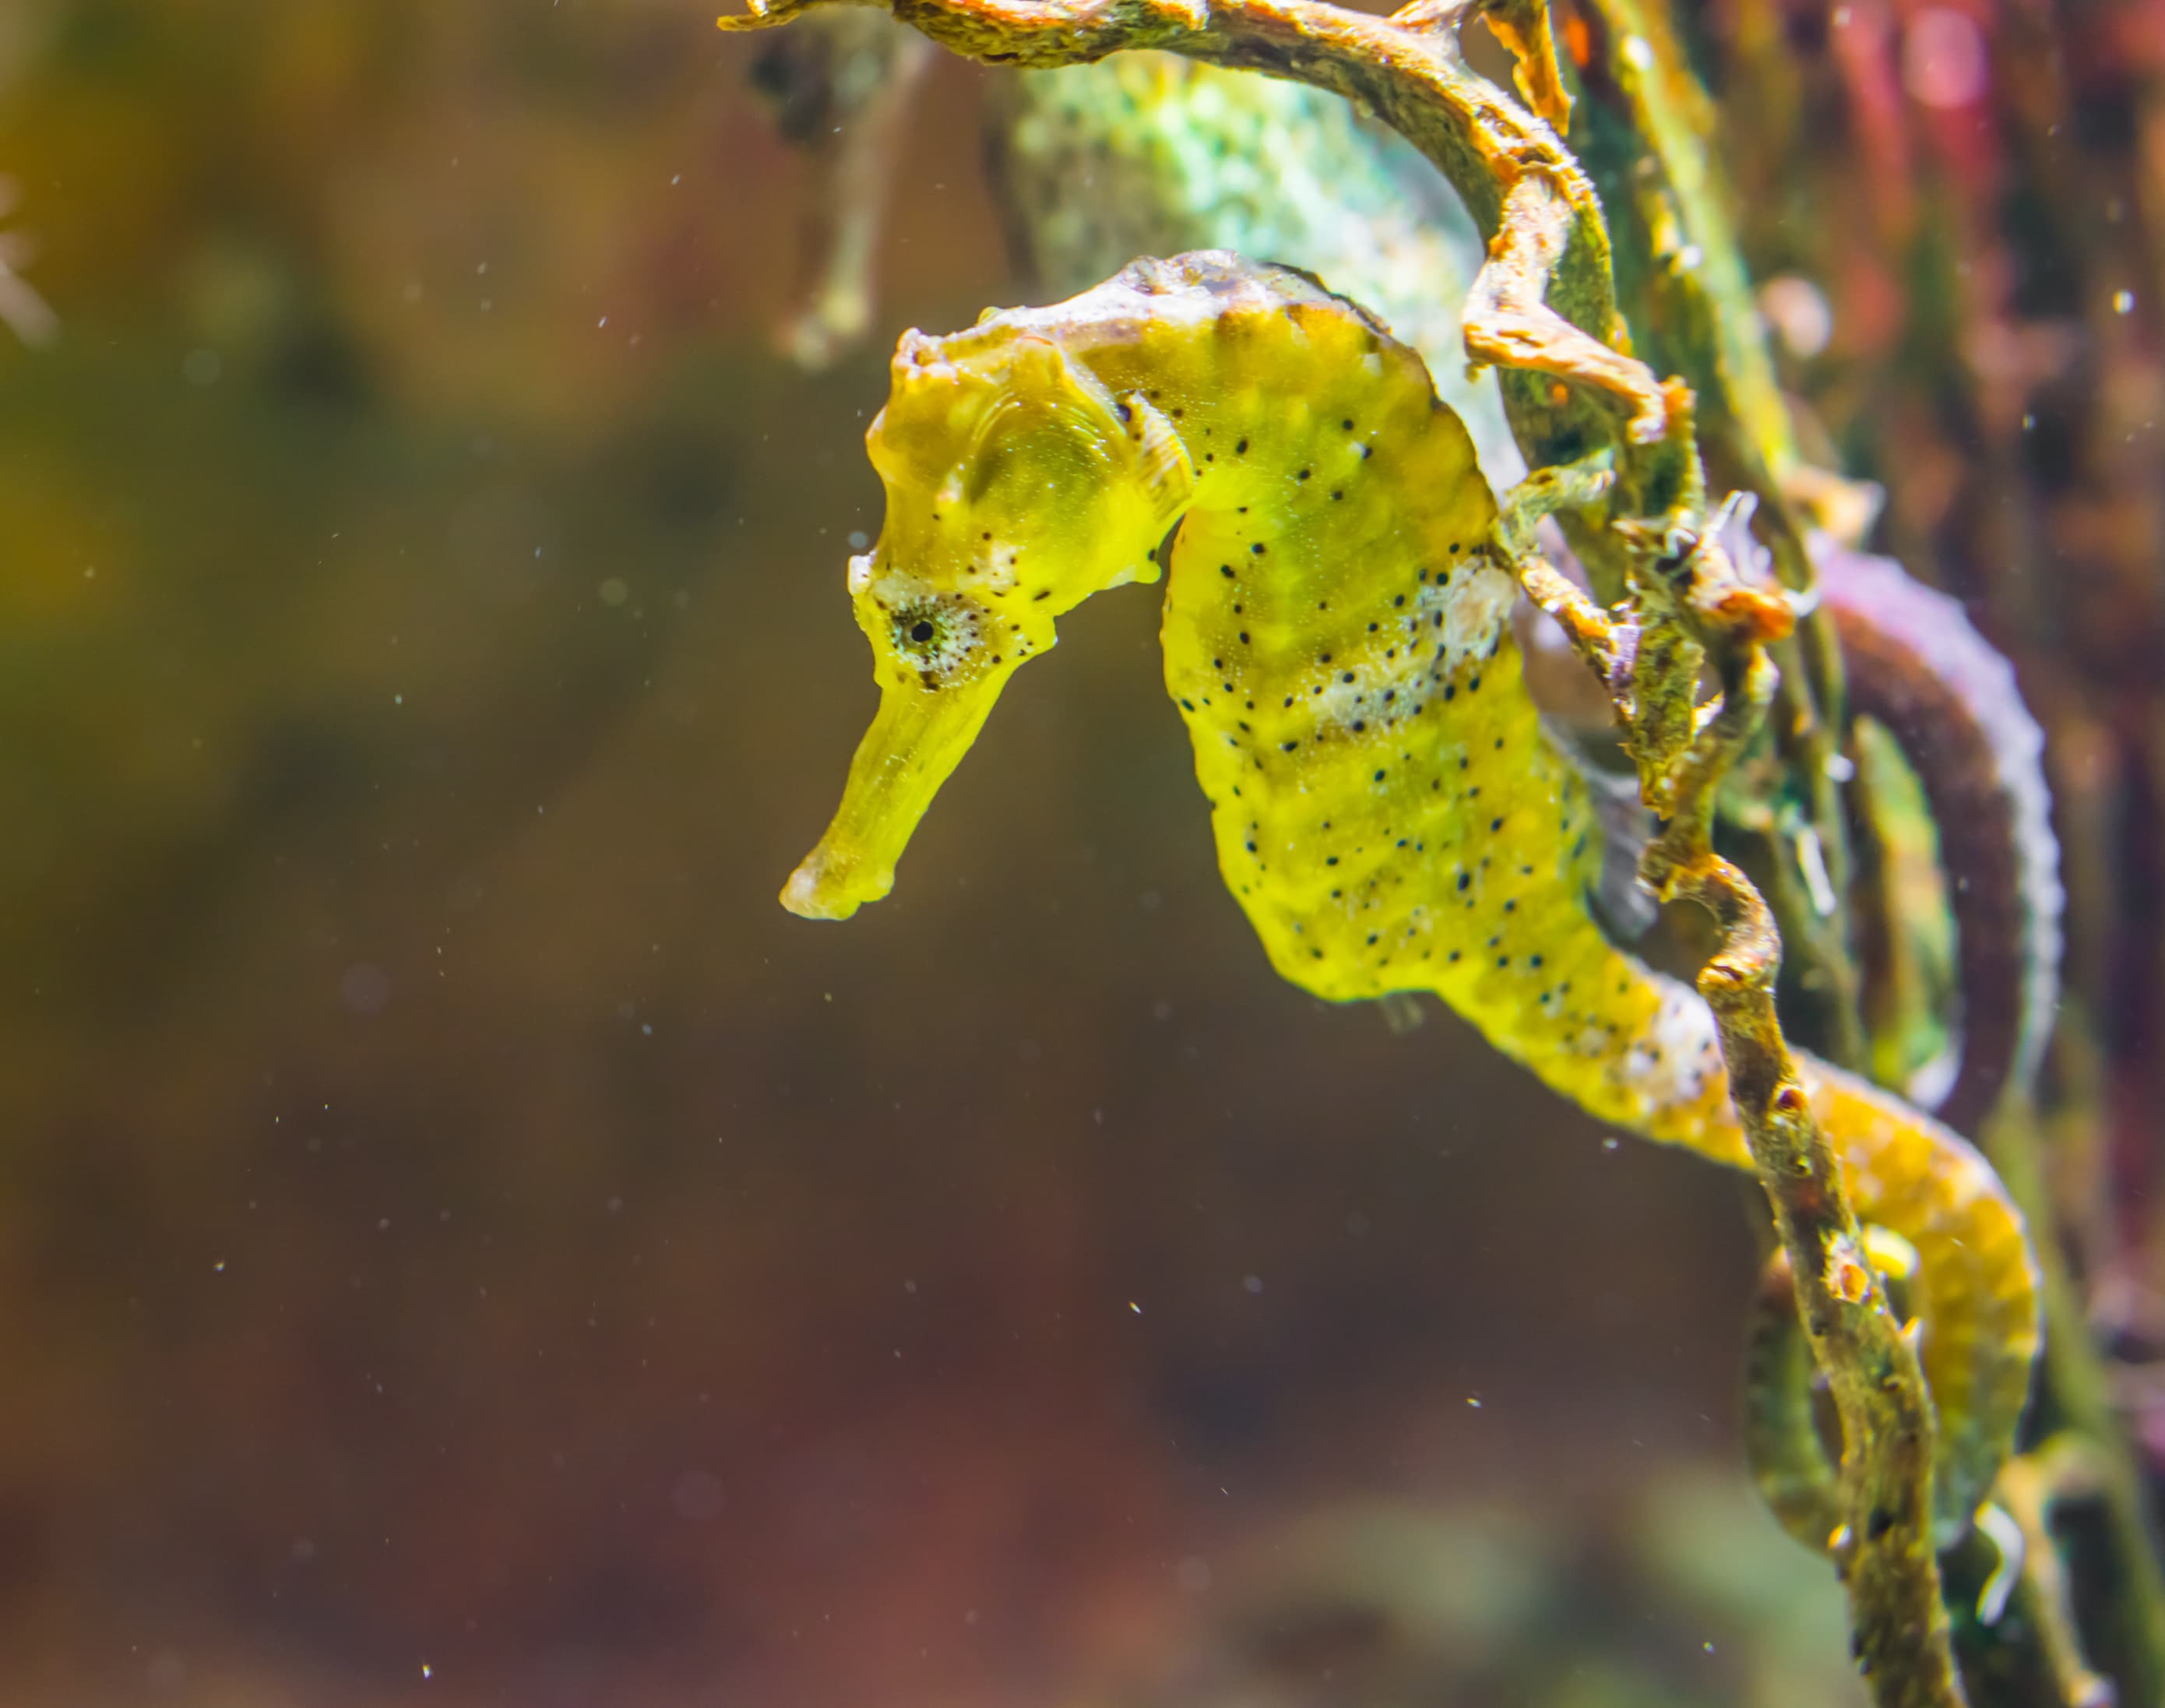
[783,316,1195,919]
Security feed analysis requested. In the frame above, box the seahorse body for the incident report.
[782,255,2038,1539]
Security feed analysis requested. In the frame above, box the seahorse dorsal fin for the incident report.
[1119,390,1197,538]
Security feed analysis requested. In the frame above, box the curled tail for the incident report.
[1494,943,2041,1540]
[1820,545,2064,1137]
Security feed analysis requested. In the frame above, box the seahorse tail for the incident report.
[1530,960,2039,1541]
[1818,546,2064,1136]
[1789,1057,2043,1540]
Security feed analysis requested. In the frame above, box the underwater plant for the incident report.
[725,1,2165,1701]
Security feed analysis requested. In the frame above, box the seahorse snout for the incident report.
[780,840,887,921]
[780,671,1019,923]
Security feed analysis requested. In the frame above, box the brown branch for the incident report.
[1470,0,1572,126]
[1641,617,1963,1708]
[1494,479,1964,1700]
[1568,0,1870,1069]
[1463,174,1677,444]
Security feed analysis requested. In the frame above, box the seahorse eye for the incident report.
[888,599,987,679]
[893,604,946,653]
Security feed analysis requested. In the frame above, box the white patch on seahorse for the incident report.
[1311,558,1517,736]
[1571,1020,1615,1058]
[1430,558,1516,677]
[1615,984,1724,1110]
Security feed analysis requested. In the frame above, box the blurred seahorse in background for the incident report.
[988,55,1524,488]
[777,253,2040,1542]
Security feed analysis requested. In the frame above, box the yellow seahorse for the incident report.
[780,252,2040,1542]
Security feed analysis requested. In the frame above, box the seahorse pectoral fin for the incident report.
[1121,391,1195,545]
[781,669,1021,920]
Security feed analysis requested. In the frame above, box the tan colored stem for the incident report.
[1642,632,1961,1708]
